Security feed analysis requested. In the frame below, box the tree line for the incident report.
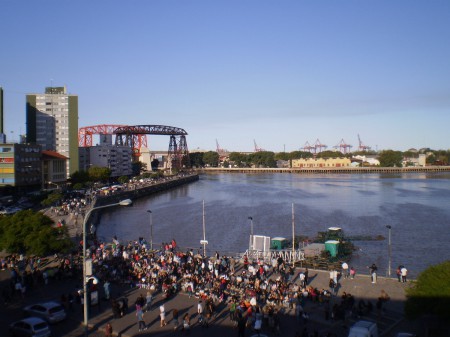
[189,149,450,168]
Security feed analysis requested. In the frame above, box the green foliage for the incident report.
[151,158,160,171]
[132,161,147,176]
[229,152,249,167]
[288,151,314,159]
[189,152,204,168]
[203,151,220,167]
[70,170,90,185]
[248,151,277,168]
[41,191,63,207]
[316,150,344,158]
[0,210,74,255]
[378,150,403,167]
[72,182,85,190]
[88,166,112,182]
[405,261,450,319]
[118,176,129,184]
[274,152,290,161]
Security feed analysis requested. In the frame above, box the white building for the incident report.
[26,86,78,178]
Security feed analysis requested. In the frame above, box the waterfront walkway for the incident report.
[0,263,420,337]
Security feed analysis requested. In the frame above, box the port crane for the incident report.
[333,139,353,154]
[314,139,327,153]
[357,134,371,152]
[254,140,265,152]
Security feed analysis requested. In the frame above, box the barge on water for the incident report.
[242,227,354,270]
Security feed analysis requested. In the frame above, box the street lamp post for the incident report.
[83,199,132,337]
[386,225,392,277]
[147,210,153,251]
[248,217,253,251]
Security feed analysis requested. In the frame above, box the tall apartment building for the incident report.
[26,86,78,178]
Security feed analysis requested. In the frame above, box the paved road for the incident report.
[1,263,421,337]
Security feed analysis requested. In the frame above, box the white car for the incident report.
[9,317,51,337]
[23,301,66,324]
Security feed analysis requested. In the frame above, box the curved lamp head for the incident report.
[119,199,132,206]
[386,225,392,229]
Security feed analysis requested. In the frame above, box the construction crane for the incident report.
[314,139,327,153]
[333,139,353,154]
[357,134,371,152]
[216,139,228,154]
[302,141,315,153]
[254,140,265,152]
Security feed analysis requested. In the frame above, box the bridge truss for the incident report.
[114,125,190,169]
[78,124,190,170]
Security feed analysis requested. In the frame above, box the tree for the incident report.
[70,170,90,185]
[189,152,204,168]
[316,150,344,158]
[88,166,112,182]
[41,191,63,207]
[203,151,219,167]
[151,158,160,171]
[0,210,74,256]
[132,161,147,176]
[118,176,129,184]
[229,152,249,167]
[248,151,277,168]
[378,150,403,167]
[405,261,450,320]
[289,151,313,160]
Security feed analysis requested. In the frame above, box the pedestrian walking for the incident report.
[159,304,167,327]
[350,266,356,279]
[183,313,191,334]
[145,291,153,311]
[172,308,180,331]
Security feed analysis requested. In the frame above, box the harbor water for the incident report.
[97,172,450,278]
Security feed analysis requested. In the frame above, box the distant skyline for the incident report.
[1,1,449,152]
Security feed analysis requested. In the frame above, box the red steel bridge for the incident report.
[78,124,190,169]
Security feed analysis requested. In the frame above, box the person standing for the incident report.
[197,300,204,325]
[145,291,153,312]
[369,264,378,284]
[103,280,111,300]
[350,266,356,279]
[104,322,113,337]
[136,308,147,331]
[400,266,408,283]
[341,262,349,279]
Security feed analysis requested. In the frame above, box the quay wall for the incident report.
[92,174,199,208]
[198,166,450,174]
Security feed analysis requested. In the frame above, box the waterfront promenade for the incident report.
[0,261,420,337]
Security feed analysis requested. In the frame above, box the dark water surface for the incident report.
[98,172,450,277]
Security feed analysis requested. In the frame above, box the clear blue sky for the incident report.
[1,0,449,152]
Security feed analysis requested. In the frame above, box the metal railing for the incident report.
[242,249,305,264]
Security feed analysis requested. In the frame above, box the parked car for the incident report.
[9,317,51,337]
[348,320,378,337]
[23,301,66,324]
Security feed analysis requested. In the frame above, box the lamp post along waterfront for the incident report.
[386,225,392,277]
[83,199,132,337]
[248,217,253,251]
[147,210,153,251]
